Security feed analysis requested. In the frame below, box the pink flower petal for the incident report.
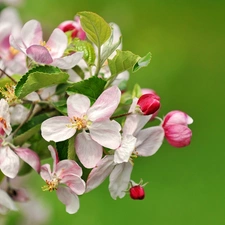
[114,134,136,164]
[67,94,90,119]
[135,126,164,156]
[46,28,67,58]
[86,155,115,193]
[89,120,121,149]
[50,52,83,69]
[40,164,52,181]
[87,86,121,122]
[21,20,43,47]
[14,147,41,173]
[164,124,192,147]
[60,175,85,195]
[26,45,53,64]
[0,146,19,178]
[41,116,76,142]
[163,110,193,127]
[109,162,133,200]
[56,186,80,214]
[75,132,103,168]
[56,160,83,178]
[47,145,59,172]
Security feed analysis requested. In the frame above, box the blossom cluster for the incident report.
[0,3,193,215]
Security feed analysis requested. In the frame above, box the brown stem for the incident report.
[0,68,17,84]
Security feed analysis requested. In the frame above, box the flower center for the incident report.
[42,177,59,192]
[9,46,19,58]
[40,41,51,51]
[67,116,90,130]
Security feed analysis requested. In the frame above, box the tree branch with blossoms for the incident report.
[0,5,193,215]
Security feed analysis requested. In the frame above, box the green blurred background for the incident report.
[4,0,225,224]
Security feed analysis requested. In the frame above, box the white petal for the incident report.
[123,113,151,136]
[114,134,136,164]
[90,120,121,149]
[50,52,83,70]
[47,28,67,58]
[41,116,76,142]
[0,146,19,178]
[87,86,121,122]
[14,147,41,173]
[75,132,102,168]
[109,162,133,200]
[67,94,90,119]
[86,155,115,193]
[56,186,80,214]
[60,175,85,195]
[21,20,43,47]
[40,164,52,181]
[135,126,165,156]
[0,189,17,214]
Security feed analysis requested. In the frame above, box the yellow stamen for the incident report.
[40,41,51,51]
[42,177,59,192]
[67,116,89,130]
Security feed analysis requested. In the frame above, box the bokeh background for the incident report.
[3,0,225,224]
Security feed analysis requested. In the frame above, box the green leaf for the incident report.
[77,11,111,47]
[132,52,152,72]
[108,50,139,78]
[72,38,96,66]
[14,113,50,146]
[132,84,142,98]
[108,50,151,79]
[52,100,67,115]
[15,65,69,98]
[67,76,106,103]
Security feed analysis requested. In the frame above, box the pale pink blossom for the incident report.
[41,86,121,168]
[10,20,83,69]
[86,110,164,199]
[0,7,27,75]
[40,146,85,214]
[0,99,40,178]
[162,110,193,147]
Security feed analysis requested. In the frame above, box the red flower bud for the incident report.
[129,185,145,200]
[137,94,160,115]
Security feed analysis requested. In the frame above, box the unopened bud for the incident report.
[137,94,160,115]
[130,185,145,200]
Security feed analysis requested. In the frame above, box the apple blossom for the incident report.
[40,145,85,214]
[41,86,122,168]
[9,19,84,69]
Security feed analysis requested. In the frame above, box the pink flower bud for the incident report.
[137,94,160,115]
[129,185,145,200]
[162,111,193,148]
[58,16,86,40]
